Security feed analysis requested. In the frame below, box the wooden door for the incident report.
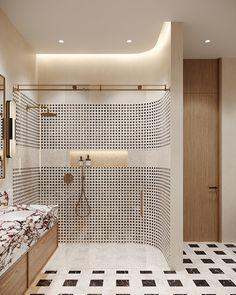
[184,59,219,241]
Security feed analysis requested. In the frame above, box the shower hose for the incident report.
[76,166,91,218]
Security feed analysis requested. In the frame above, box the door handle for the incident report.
[208,186,218,190]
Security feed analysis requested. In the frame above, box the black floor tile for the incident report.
[44,270,57,274]
[186,268,200,274]
[183,258,192,263]
[36,279,52,287]
[189,244,199,248]
[63,279,78,287]
[225,244,236,248]
[193,280,210,287]
[219,279,236,287]
[142,280,156,287]
[164,270,176,274]
[194,251,206,255]
[233,268,236,272]
[207,244,218,248]
[167,280,183,287]
[90,280,104,287]
[183,251,186,255]
[201,259,214,264]
[223,258,236,263]
[214,250,226,255]
[92,270,105,274]
[116,280,129,287]
[140,270,152,274]
[209,268,224,274]
[68,270,81,274]
[116,270,128,274]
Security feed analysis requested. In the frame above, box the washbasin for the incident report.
[0,210,35,222]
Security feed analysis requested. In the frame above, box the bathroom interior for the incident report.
[0,1,236,295]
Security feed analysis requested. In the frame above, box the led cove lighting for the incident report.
[58,39,64,44]
[126,39,132,43]
[205,39,211,43]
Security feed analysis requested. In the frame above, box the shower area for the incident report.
[12,86,170,265]
[12,22,183,270]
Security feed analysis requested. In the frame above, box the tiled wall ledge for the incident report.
[40,147,170,168]
[70,150,128,167]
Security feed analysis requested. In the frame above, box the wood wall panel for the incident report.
[184,59,219,241]
[184,59,219,94]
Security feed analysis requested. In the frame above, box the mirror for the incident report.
[0,74,5,178]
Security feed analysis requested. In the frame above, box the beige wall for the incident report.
[169,23,183,270]
[0,8,37,201]
[221,58,236,242]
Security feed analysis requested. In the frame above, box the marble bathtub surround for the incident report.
[0,204,58,276]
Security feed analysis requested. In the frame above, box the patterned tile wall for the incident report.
[40,167,170,260]
[13,167,40,204]
[13,91,40,204]
[14,91,39,149]
[40,92,170,149]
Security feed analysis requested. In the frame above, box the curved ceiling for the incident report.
[0,0,235,57]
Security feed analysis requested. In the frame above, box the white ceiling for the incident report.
[0,0,235,58]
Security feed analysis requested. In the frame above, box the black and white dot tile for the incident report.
[26,243,236,295]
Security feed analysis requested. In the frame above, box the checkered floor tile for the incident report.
[25,242,236,295]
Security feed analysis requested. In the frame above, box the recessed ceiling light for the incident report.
[205,39,211,44]
[126,39,132,43]
[58,39,64,44]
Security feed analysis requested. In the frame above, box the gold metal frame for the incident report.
[0,74,6,179]
[14,84,169,92]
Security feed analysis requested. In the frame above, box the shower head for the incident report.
[41,111,57,117]
[26,105,57,117]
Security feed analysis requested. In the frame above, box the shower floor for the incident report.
[42,243,169,270]
[25,242,236,295]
